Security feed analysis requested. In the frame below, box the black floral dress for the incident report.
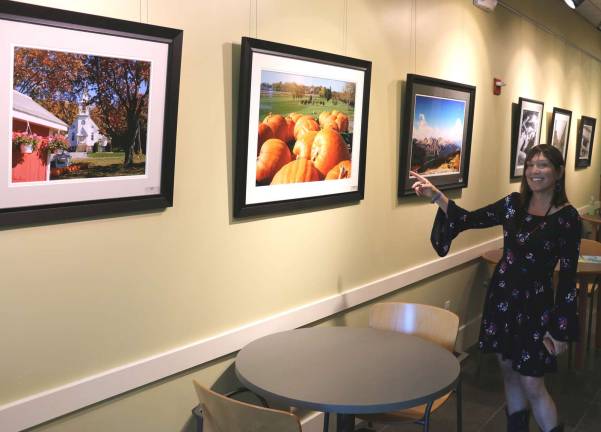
[431,192,581,377]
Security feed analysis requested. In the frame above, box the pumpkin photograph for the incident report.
[234,37,371,217]
[255,70,355,187]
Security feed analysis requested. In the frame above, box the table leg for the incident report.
[336,414,355,432]
[575,275,591,369]
[596,276,601,349]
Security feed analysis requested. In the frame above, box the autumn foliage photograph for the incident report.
[12,46,150,183]
[256,71,356,186]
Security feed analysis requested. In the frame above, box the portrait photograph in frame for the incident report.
[398,74,476,197]
[511,97,544,178]
[575,115,596,168]
[548,107,572,163]
[0,1,182,227]
[233,37,371,218]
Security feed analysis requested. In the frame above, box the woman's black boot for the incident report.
[506,408,530,432]
[545,425,564,432]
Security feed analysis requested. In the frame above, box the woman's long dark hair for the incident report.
[519,144,568,211]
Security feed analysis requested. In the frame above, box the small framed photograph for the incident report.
[233,37,371,217]
[1,1,182,227]
[575,116,596,168]
[548,107,572,163]
[398,74,476,196]
[511,97,544,178]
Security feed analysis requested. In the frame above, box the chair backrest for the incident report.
[193,381,301,432]
[369,302,459,352]
[580,239,601,255]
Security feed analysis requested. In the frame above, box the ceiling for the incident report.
[574,0,601,29]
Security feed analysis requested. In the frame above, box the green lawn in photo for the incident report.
[50,152,146,179]
[259,93,354,122]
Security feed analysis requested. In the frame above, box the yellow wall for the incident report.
[2,0,600,430]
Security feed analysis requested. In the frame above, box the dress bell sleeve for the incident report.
[431,194,513,257]
[549,209,582,342]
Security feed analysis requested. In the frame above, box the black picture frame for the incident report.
[233,37,371,218]
[398,74,475,196]
[575,116,596,168]
[548,107,572,163]
[511,97,544,179]
[1,0,182,227]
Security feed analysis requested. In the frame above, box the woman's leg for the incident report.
[497,354,529,414]
[519,375,558,432]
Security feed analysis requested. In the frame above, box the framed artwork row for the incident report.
[233,37,371,217]
[0,0,183,227]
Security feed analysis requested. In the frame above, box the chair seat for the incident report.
[357,392,451,423]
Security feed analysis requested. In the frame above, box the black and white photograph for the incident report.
[511,97,544,178]
[548,107,571,162]
[575,116,596,168]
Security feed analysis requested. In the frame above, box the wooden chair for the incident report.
[193,380,302,432]
[357,302,461,432]
[579,239,601,350]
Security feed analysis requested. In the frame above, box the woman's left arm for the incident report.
[548,209,582,344]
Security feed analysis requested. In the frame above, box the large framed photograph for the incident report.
[575,116,596,168]
[511,97,544,178]
[548,107,572,163]
[398,74,475,196]
[233,37,371,217]
[1,1,182,226]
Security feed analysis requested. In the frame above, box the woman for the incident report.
[411,144,581,432]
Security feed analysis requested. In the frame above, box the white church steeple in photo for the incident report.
[68,89,109,152]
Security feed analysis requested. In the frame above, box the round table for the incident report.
[235,327,460,432]
[481,246,601,368]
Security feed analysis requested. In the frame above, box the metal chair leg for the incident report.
[323,412,329,432]
[192,404,204,432]
[587,278,599,350]
[422,400,434,432]
[456,375,463,432]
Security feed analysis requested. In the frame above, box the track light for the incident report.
[564,0,585,9]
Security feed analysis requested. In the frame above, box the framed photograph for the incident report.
[548,107,572,163]
[511,97,544,178]
[398,74,476,196]
[1,1,182,227]
[575,116,596,168]
[233,37,371,217]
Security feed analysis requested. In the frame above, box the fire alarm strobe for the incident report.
[473,0,498,12]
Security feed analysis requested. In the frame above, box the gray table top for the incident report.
[235,327,460,414]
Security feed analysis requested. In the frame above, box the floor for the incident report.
[356,343,601,432]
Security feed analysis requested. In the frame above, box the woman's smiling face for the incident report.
[525,153,562,193]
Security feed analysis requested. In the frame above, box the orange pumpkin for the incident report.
[334,112,349,132]
[318,111,331,126]
[310,129,350,176]
[271,159,323,184]
[325,160,351,180]
[263,114,288,142]
[288,112,303,122]
[257,123,273,154]
[284,117,296,143]
[321,118,340,132]
[294,115,319,140]
[292,130,318,160]
[256,138,292,184]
